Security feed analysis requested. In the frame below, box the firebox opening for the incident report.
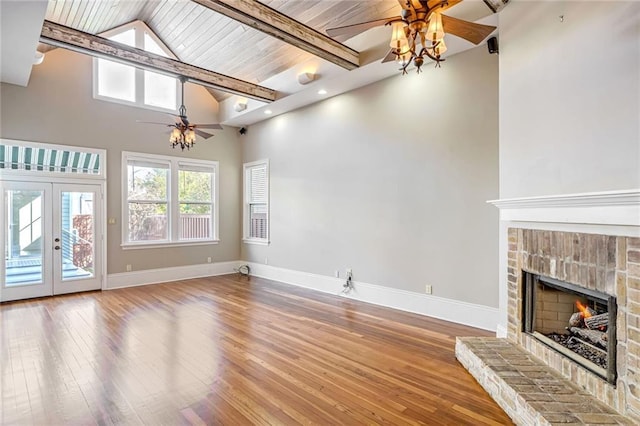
[522,272,617,384]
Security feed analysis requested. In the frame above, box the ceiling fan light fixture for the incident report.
[426,12,444,43]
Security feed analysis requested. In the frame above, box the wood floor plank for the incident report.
[1,274,513,425]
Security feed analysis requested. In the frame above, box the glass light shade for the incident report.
[395,38,410,55]
[396,50,412,66]
[433,39,447,56]
[389,21,408,49]
[170,128,181,143]
[185,129,196,144]
[426,12,444,43]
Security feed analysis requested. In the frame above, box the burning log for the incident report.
[568,312,583,327]
[584,313,608,330]
[569,327,608,348]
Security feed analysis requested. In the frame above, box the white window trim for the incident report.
[121,151,219,248]
[242,159,269,245]
[93,21,179,114]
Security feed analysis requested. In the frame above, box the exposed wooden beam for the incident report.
[40,20,278,102]
[482,0,509,13]
[191,0,360,70]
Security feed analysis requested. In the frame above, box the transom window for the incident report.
[122,152,218,248]
[94,21,177,112]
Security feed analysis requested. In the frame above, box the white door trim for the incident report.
[0,179,106,301]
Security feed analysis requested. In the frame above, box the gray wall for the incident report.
[241,46,500,307]
[499,1,640,198]
[0,47,242,274]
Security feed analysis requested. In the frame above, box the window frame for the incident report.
[242,159,269,245]
[93,21,179,114]
[122,151,219,249]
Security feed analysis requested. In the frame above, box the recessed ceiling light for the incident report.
[318,89,327,95]
[264,109,272,115]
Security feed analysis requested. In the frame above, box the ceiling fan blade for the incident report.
[410,0,423,9]
[427,0,462,12]
[194,128,214,139]
[441,15,496,45]
[194,124,223,130]
[326,17,400,39]
[396,0,411,9]
[136,121,173,126]
[381,50,397,63]
[164,112,181,120]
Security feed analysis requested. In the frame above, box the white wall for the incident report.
[242,46,500,307]
[0,48,242,274]
[499,1,640,199]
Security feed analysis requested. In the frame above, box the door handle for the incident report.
[54,245,61,250]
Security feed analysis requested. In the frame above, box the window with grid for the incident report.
[94,21,177,112]
[243,160,269,243]
[178,163,214,241]
[125,158,170,242]
[123,152,218,247]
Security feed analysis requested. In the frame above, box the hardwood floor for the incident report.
[1,275,512,425]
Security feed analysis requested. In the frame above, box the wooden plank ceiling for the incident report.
[42,0,400,101]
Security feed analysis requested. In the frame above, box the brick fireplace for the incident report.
[458,228,640,423]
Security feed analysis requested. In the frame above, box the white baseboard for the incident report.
[106,260,242,290]
[496,324,508,338]
[247,263,499,332]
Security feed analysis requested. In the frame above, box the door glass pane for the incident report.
[60,191,95,281]
[4,189,44,286]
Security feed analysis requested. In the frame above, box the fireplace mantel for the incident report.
[488,189,640,227]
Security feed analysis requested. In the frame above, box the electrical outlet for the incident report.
[425,284,432,295]
[335,270,340,278]
[126,264,132,272]
[264,257,268,265]
[207,257,212,263]
[346,268,352,278]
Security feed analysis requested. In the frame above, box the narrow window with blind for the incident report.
[243,160,269,244]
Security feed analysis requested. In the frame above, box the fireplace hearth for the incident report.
[522,272,617,383]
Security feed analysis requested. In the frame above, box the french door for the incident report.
[1,181,103,302]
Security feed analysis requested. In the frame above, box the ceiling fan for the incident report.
[326,0,497,74]
[138,76,222,151]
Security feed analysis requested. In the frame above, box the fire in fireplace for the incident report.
[522,273,617,384]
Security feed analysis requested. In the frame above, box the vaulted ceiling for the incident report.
[2,0,502,126]
[43,0,400,93]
